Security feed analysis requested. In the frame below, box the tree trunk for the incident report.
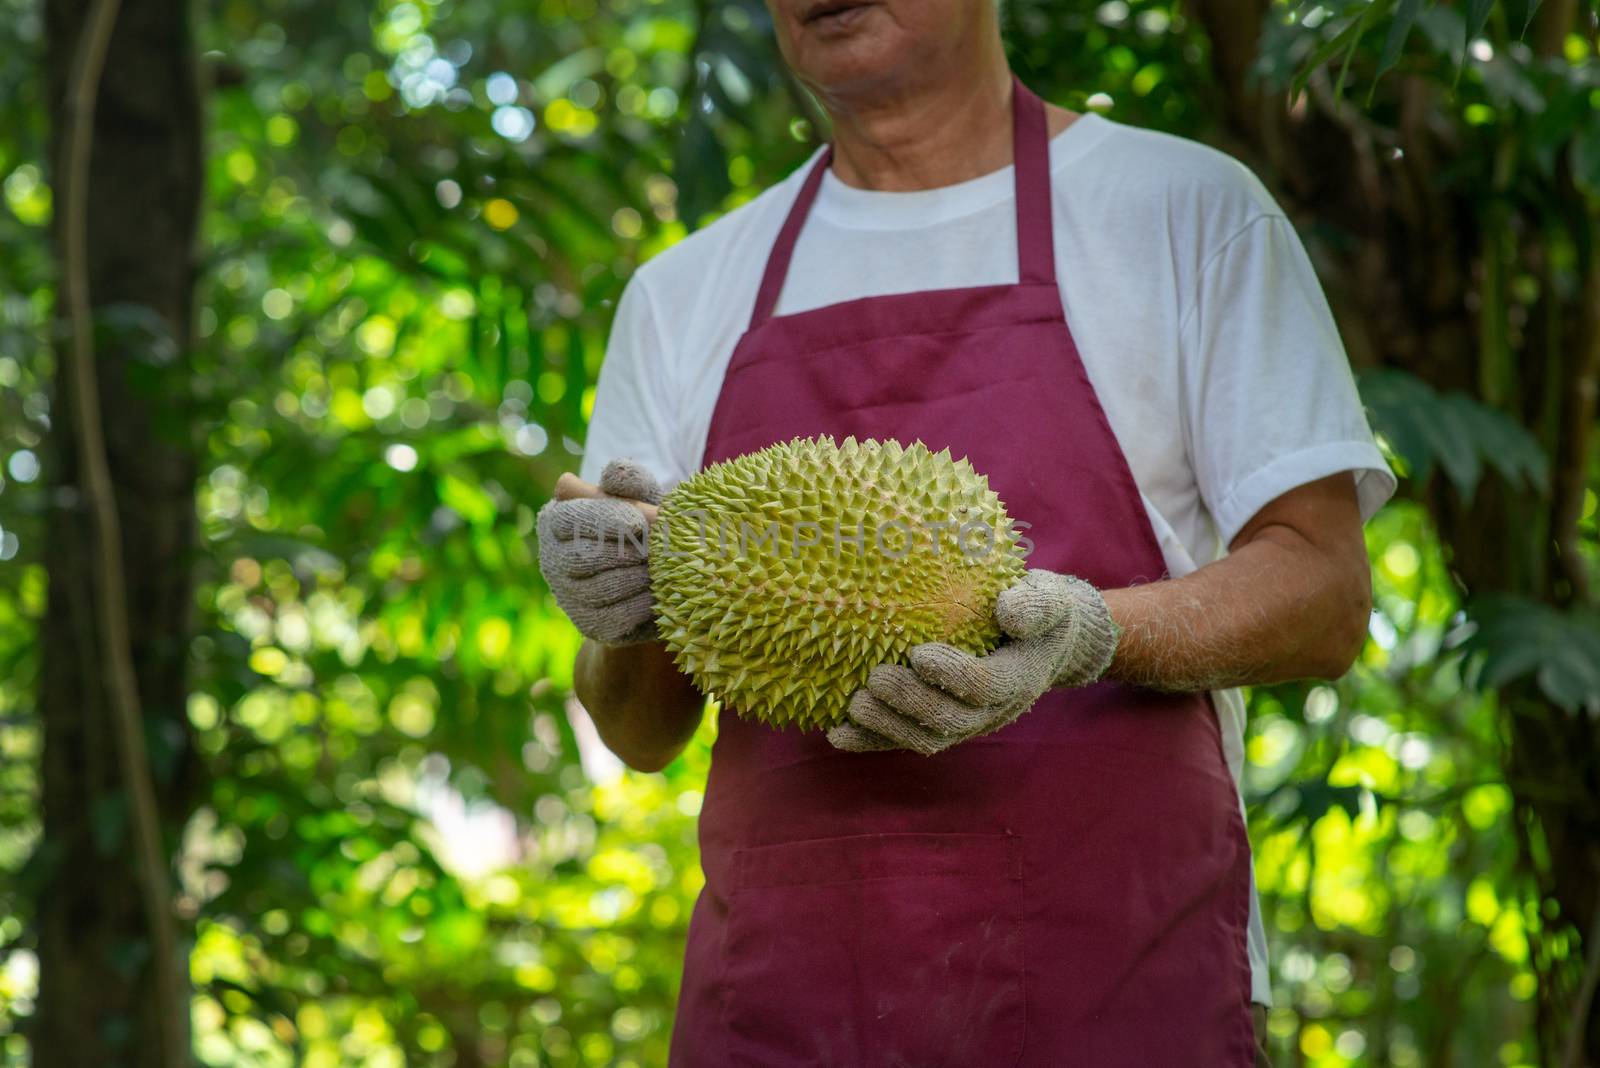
[36,0,203,1063]
[1185,4,1600,1062]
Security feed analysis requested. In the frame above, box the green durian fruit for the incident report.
[650,436,1026,729]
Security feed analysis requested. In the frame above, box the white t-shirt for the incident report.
[579,111,1397,1005]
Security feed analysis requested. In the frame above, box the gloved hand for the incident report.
[827,569,1120,755]
[536,459,663,645]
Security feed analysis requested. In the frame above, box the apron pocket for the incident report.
[719,831,1026,1068]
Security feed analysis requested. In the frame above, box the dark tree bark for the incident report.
[1185,5,1600,1062]
[36,0,203,1063]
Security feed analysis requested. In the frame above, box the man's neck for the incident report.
[823,60,1016,193]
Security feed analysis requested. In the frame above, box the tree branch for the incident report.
[60,0,187,1060]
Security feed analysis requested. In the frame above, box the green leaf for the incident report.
[532,46,606,100]
[471,526,508,572]
[1334,0,1395,100]
[1416,6,1467,61]
[1456,0,1495,85]
[1461,597,1600,716]
[1465,0,1495,45]
[428,424,504,463]
[1373,0,1425,88]
[438,471,498,527]
[1290,11,1364,104]
[1359,370,1437,481]
[1538,651,1600,716]
[1451,394,1549,491]
[1358,369,1548,501]
[1520,0,1545,37]
[1475,639,1548,689]
[1478,58,1546,114]
[1422,395,1483,502]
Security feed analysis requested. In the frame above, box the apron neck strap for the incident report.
[748,143,834,329]
[1010,75,1057,287]
[748,72,1057,330]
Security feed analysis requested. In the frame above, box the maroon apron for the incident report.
[669,75,1256,1067]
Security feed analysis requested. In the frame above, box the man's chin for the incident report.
[794,41,916,102]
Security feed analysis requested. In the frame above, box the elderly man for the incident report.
[537,0,1394,1063]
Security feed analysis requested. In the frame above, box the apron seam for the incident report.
[712,885,738,1067]
[1205,690,1261,1068]
[1010,832,1029,1068]
[732,307,1064,372]
[1226,802,1259,1066]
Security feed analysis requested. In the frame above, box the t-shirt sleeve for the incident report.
[1180,214,1397,546]
[577,273,688,491]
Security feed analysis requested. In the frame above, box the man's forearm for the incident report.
[1102,519,1372,693]
[574,639,705,772]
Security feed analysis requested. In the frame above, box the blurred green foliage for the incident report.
[2,0,1599,1065]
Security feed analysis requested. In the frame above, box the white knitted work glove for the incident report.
[536,459,662,645]
[827,569,1120,755]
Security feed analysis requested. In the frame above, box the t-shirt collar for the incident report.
[807,112,1113,231]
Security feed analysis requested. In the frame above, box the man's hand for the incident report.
[538,459,703,772]
[536,459,662,645]
[827,570,1120,755]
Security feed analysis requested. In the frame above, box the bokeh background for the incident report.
[2,0,1599,1065]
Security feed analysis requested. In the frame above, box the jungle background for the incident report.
[1,0,1599,1064]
